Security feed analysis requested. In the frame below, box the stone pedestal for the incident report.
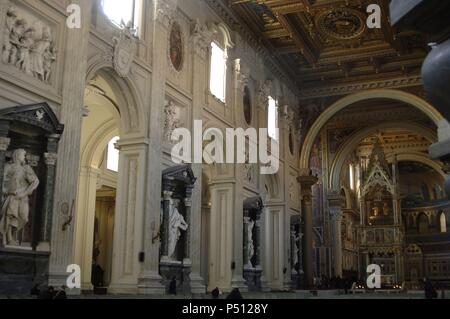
[243,268,262,292]
[160,261,191,295]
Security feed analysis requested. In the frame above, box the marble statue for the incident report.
[0,149,39,246]
[247,220,255,267]
[168,199,188,260]
[292,234,300,271]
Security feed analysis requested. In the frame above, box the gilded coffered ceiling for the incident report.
[225,0,429,96]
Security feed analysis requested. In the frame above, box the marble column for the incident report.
[38,134,61,251]
[73,166,101,291]
[183,196,192,264]
[110,138,149,294]
[138,0,178,294]
[255,213,262,270]
[298,174,318,288]
[188,20,213,293]
[0,135,11,196]
[160,190,173,260]
[243,215,250,269]
[330,207,343,278]
[49,0,91,291]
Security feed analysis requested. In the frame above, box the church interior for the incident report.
[0,0,449,298]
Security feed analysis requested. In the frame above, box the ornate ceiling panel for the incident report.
[226,0,429,96]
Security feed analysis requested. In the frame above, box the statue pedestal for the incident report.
[160,260,191,295]
[243,266,262,292]
[0,249,49,294]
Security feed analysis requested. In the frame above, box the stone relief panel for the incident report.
[1,5,57,84]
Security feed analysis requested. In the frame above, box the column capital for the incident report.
[190,20,214,60]
[257,80,273,108]
[155,0,178,29]
[0,137,10,151]
[44,152,58,166]
[329,206,343,221]
[184,197,192,207]
[163,190,173,200]
[297,174,318,192]
[328,190,345,208]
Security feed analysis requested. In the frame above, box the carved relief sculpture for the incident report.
[168,199,188,260]
[0,149,39,246]
[2,6,57,83]
[163,100,181,142]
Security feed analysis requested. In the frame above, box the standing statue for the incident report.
[30,27,52,81]
[168,199,188,260]
[2,7,17,64]
[293,234,300,270]
[16,27,35,75]
[0,149,39,246]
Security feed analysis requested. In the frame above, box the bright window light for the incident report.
[102,0,141,31]
[107,136,120,172]
[268,96,278,140]
[349,164,355,190]
[210,42,227,102]
[441,213,447,233]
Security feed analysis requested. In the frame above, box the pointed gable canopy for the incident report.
[362,139,395,196]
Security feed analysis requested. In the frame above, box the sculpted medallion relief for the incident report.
[316,8,366,41]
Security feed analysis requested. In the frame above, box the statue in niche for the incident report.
[292,233,300,270]
[163,100,180,142]
[0,149,39,246]
[247,220,255,267]
[168,199,188,260]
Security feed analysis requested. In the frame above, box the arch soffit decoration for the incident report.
[85,56,146,136]
[300,89,444,169]
[81,120,119,169]
[329,121,439,191]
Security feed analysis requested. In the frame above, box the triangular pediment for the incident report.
[163,164,197,185]
[0,102,64,134]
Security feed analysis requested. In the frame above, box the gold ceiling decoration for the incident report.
[316,8,366,41]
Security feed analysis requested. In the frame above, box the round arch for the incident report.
[300,89,444,169]
[329,121,438,191]
[86,57,146,136]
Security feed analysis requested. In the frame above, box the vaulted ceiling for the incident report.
[227,0,429,95]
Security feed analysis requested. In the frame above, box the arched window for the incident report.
[440,212,447,233]
[107,136,120,172]
[209,42,227,102]
[268,96,278,140]
[102,0,142,32]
